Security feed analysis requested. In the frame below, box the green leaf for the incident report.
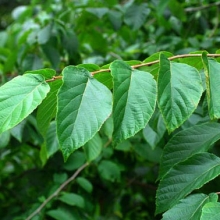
[77,63,100,72]
[110,60,156,145]
[59,192,85,208]
[47,207,80,220]
[37,79,62,135]
[84,132,102,162]
[57,66,112,161]
[201,202,220,220]
[98,160,121,182]
[45,121,59,158]
[0,130,10,149]
[10,120,26,142]
[124,3,150,30]
[0,74,50,134]
[76,177,93,193]
[159,122,220,180]
[156,152,220,214]
[93,70,113,90]
[158,54,203,132]
[25,68,56,80]
[162,193,217,220]
[63,151,86,171]
[202,54,220,119]
[141,51,173,79]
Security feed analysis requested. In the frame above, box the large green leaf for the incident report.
[162,193,218,220]
[156,152,220,214]
[0,74,50,134]
[201,202,220,220]
[37,79,62,135]
[57,66,112,161]
[202,55,220,119]
[158,54,203,132]
[110,60,156,145]
[159,122,220,180]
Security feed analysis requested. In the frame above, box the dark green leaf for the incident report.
[159,122,220,180]
[156,152,220,214]
[158,54,203,132]
[37,79,62,135]
[202,54,220,119]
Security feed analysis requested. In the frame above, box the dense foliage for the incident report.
[1,0,220,219]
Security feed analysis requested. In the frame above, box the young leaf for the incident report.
[156,152,220,214]
[201,202,220,220]
[57,66,112,161]
[159,122,220,180]
[0,74,50,134]
[162,193,218,220]
[110,60,156,145]
[202,54,220,119]
[158,54,203,132]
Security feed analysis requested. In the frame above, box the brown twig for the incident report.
[45,53,220,82]
[26,162,89,220]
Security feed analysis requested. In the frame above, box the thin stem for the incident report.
[185,2,220,12]
[26,162,89,220]
[45,53,220,82]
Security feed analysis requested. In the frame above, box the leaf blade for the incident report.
[57,66,112,161]
[110,60,157,145]
[0,74,50,133]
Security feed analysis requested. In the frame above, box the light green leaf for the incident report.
[156,152,220,214]
[45,121,59,158]
[158,54,203,132]
[110,60,156,145]
[201,202,220,220]
[0,74,50,134]
[159,122,220,180]
[162,193,217,220]
[37,80,62,135]
[76,177,93,193]
[59,192,85,208]
[124,3,150,30]
[47,207,79,220]
[84,132,102,162]
[202,54,220,119]
[57,66,112,161]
